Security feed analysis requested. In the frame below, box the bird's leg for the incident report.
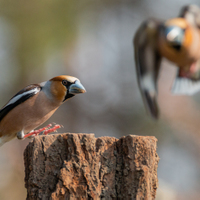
[17,130,25,140]
[43,124,62,135]
[23,124,52,138]
[23,123,62,139]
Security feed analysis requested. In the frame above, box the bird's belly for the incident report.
[0,135,15,146]
[22,109,57,133]
[0,99,58,138]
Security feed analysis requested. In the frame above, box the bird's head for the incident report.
[161,18,188,51]
[41,75,86,103]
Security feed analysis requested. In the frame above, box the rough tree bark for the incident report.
[24,133,159,200]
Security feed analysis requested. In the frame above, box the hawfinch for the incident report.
[134,4,200,119]
[0,75,86,146]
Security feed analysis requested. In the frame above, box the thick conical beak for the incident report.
[69,80,86,94]
[165,26,185,45]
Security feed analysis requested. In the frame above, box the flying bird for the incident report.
[134,4,200,119]
[0,75,86,146]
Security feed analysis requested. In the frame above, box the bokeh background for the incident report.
[0,1,200,199]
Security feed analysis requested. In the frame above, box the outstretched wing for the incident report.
[134,19,162,119]
[179,4,200,28]
[172,5,200,95]
[0,84,41,122]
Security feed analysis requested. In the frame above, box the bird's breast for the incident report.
[158,25,200,67]
[0,91,60,138]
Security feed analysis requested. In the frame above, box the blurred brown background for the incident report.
[0,1,200,199]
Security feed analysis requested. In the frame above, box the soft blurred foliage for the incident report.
[0,1,200,199]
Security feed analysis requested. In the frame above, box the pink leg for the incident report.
[24,123,62,139]
[43,124,62,135]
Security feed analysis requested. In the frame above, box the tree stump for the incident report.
[24,133,159,200]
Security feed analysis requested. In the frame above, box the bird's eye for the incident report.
[62,80,68,86]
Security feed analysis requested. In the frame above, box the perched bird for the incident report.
[134,4,200,119]
[0,75,86,146]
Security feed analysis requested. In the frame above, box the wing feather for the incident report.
[0,84,41,122]
[134,19,162,119]
[179,5,200,28]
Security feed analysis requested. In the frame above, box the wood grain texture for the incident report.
[24,133,159,200]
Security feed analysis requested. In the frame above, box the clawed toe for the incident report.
[24,123,63,139]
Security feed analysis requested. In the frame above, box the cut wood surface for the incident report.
[24,133,159,200]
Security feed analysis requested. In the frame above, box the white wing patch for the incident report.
[3,87,40,108]
[172,77,200,95]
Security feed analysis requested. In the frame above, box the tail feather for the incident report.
[143,91,159,119]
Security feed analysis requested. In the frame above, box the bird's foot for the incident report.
[24,123,63,138]
[43,124,63,135]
